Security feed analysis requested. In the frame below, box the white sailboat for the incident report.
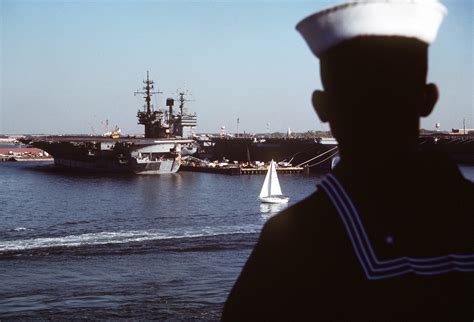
[259,160,289,204]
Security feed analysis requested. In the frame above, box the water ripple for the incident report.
[0,224,262,253]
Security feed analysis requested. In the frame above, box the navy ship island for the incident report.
[20,72,197,174]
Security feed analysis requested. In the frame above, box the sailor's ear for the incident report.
[420,83,438,117]
[312,90,330,122]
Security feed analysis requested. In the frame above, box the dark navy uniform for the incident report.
[223,0,473,319]
[222,152,474,321]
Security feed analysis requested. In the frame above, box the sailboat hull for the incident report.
[259,196,289,204]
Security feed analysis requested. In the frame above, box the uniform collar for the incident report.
[318,154,474,280]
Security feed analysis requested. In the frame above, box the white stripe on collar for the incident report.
[318,173,474,280]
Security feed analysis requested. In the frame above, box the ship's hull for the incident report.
[133,159,180,174]
[417,135,474,164]
[21,136,192,174]
[53,157,134,173]
[54,157,180,174]
[196,137,339,172]
[196,135,474,172]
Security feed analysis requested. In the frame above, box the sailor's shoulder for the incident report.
[260,188,338,243]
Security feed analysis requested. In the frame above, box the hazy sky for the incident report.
[1,0,472,135]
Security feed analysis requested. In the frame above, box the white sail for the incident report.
[269,161,283,196]
[259,160,283,198]
[259,162,272,198]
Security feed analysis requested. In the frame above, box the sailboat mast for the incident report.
[268,161,275,196]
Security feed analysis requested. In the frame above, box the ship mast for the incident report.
[134,71,162,113]
[177,90,193,115]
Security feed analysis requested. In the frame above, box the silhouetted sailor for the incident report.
[223,0,474,320]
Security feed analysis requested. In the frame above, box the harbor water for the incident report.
[1,162,473,319]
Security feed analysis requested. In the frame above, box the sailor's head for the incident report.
[296,0,447,156]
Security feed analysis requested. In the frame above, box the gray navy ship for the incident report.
[21,72,197,174]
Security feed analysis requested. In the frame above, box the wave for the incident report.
[0,224,262,252]
[10,227,33,232]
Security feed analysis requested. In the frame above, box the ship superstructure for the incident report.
[135,73,197,140]
[21,72,197,174]
[173,91,197,138]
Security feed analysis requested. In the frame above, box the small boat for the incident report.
[259,160,289,204]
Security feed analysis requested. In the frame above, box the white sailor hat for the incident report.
[296,0,447,58]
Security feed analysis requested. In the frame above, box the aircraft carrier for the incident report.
[20,72,197,174]
[193,133,474,172]
[195,136,338,171]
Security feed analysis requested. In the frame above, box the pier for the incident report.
[0,148,53,162]
[180,164,305,175]
[240,166,305,175]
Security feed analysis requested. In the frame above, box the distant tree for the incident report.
[419,128,446,135]
[298,130,333,138]
[269,132,285,138]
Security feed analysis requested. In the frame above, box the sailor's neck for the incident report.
[332,150,463,190]
[333,154,419,185]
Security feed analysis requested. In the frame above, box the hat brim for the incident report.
[296,0,447,58]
